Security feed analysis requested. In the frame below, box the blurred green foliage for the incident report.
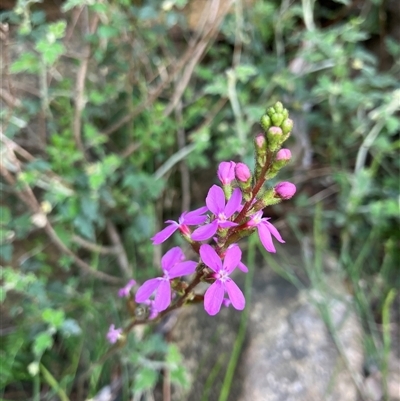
[0,0,399,398]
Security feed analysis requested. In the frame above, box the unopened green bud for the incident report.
[271,113,284,127]
[274,101,284,114]
[260,115,272,132]
[282,108,289,119]
[266,107,275,118]
[281,118,293,136]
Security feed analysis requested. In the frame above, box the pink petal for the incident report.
[223,245,242,274]
[225,279,245,310]
[206,185,225,215]
[191,220,218,241]
[199,244,222,273]
[151,224,178,244]
[263,220,285,243]
[219,221,238,229]
[238,261,249,273]
[183,206,208,225]
[135,278,161,303]
[154,280,171,311]
[257,224,276,253]
[161,246,185,271]
[183,214,208,225]
[169,261,197,278]
[204,281,224,315]
[224,188,242,218]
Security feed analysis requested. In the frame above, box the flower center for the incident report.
[216,269,229,282]
[217,212,227,222]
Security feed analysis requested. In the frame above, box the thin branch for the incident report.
[163,367,171,401]
[71,235,119,255]
[72,9,99,156]
[0,23,17,133]
[0,88,22,108]
[119,142,140,158]
[106,219,131,278]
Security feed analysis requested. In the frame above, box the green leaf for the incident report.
[0,207,11,225]
[42,308,65,329]
[54,225,71,247]
[0,244,14,262]
[98,25,119,39]
[33,332,53,357]
[80,196,99,222]
[166,344,182,367]
[170,365,190,388]
[48,21,67,40]
[235,64,258,83]
[73,215,95,240]
[13,214,32,239]
[37,42,65,66]
[204,79,228,95]
[11,52,40,73]
[133,367,158,392]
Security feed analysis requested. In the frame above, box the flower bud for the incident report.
[266,107,275,117]
[260,115,272,132]
[266,126,283,152]
[274,101,284,114]
[269,148,291,174]
[267,126,283,136]
[255,134,267,152]
[235,162,251,182]
[281,118,293,136]
[276,148,291,161]
[217,161,236,185]
[274,182,296,199]
[271,113,284,127]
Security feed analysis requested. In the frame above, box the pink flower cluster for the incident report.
[107,102,297,343]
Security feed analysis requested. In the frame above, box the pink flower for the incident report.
[275,182,296,199]
[217,161,236,185]
[200,244,245,316]
[135,247,197,312]
[247,211,285,253]
[118,279,136,297]
[151,206,208,244]
[106,324,123,344]
[276,148,291,161]
[235,163,251,182]
[224,244,248,272]
[191,186,242,241]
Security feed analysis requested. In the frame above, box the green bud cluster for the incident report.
[259,101,293,153]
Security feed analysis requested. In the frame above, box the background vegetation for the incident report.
[0,0,399,399]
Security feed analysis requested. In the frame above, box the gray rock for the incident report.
[171,256,363,401]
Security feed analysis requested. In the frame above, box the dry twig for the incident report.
[72,8,99,157]
[106,219,132,278]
